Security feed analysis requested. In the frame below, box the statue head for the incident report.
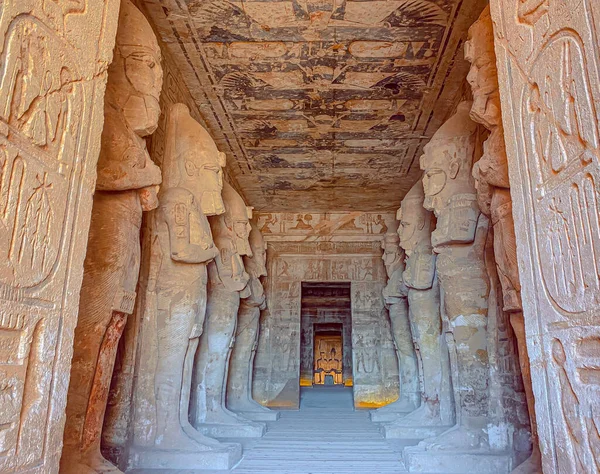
[95,0,162,194]
[465,6,510,215]
[420,101,480,247]
[222,182,253,257]
[244,221,267,278]
[108,0,162,135]
[381,233,404,279]
[398,181,436,290]
[464,5,501,130]
[162,104,226,216]
[397,181,434,255]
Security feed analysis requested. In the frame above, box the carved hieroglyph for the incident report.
[371,233,420,422]
[191,182,266,438]
[226,222,279,421]
[465,7,541,473]
[490,0,600,471]
[383,181,455,439]
[0,1,119,472]
[61,2,162,472]
[129,103,240,470]
[411,102,493,452]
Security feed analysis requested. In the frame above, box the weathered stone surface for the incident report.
[128,103,240,470]
[191,182,266,438]
[227,222,279,421]
[0,0,119,471]
[382,181,454,439]
[61,2,162,472]
[465,8,540,473]
[405,101,513,471]
[132,0,487,211]
[253,237,399,410]
[490,0,600,471]
[370,233,419,422]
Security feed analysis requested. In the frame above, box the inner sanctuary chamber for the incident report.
[1,0,599,473]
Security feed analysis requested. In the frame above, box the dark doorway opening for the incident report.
[300,282,352,387]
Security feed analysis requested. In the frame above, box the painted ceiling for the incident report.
[141,0,486,211]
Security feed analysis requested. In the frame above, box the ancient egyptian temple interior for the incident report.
[2,0,600,473]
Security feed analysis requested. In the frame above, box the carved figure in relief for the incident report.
[191,182,265,437]
[62,2,162,471]
[383,181,454,435]
[129,103,239,469]
[418,101,491,450]
[226,222,279,421]
[371,233,419,422]
[465,9,542,472]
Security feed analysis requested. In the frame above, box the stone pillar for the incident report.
[404,103,512,473]
[227,222,280,421]
[61,2,162,472]
[191,182,266,438]
[128,103,240,470]
[382,181,454,439]
[371,233,420,422]
[0,1,119,471]
[490,0,600,471]
[465,8,541,473]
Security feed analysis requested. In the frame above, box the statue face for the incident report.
[112,0,163,136]
[420,102,480,246]
[381,238,402,277]
[183,150,226,216]
[464,7,500,130]
[246,224,267,277]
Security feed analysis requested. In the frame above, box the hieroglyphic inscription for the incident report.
[490,0,600,471]
[0,1,119,471]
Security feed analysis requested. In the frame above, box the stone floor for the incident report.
[132,386,424,473]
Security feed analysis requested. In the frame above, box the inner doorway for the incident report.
[300,282,352,387]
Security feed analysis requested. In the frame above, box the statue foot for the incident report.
[157,427,217,452]
[392,403,444,426]
[374,397,417,414]
[61,451,122,474]
[181,420,224,449]
[203,408,257,426]
[511,450,543,474]
[420,425,488,451]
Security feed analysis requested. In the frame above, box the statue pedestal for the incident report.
[197,421,266,438]
[370,398,416,422]
[128,443,242,470]
[382,423,451,440]
[404,446,513,473]
[236,409,280,422]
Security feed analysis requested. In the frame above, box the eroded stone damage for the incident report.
[1,0,599,473]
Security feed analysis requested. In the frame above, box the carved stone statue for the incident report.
[226,222,279,421]
[382,181,454,439]
[408,102,492,455]
[371,233,420,422]
[465,8,541,473]
[62,2,162,471]
[128,103,240,470]
[191,182,266,438]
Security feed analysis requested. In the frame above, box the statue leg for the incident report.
[62,310,127,474]
[154,287,214,452]
[510,312,542,474]
[388,301,420,410]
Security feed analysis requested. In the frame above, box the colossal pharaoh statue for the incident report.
[382,182,454,439]
[62,1,162,472]
[226,222,279,421]
[465,8,541,473]
[371,233,420,422]
[404,102,495,469]
[191,182,266,438]
[128,103,240,470]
